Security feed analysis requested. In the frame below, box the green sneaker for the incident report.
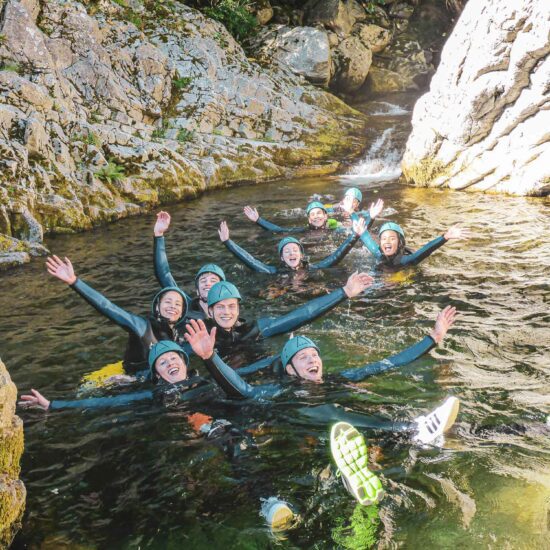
[330,422,384,506]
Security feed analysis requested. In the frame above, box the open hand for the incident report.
[430,306,457,344]
[18,389,50,411]
[444,226,469,240]
[154,211,171,237]
[343,271,375,298]
[352,216,367,236]
[244,205,259,222]
[218,221,230,242]
[46,255,77,285]
[369,199,384,220]
[184,319,216,360]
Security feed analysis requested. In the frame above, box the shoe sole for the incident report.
[330,422,384,506]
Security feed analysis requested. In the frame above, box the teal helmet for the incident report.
[305,201,327,215]
[151,286,189,320]
[148,340,189,381]
[281,335,320,369]
[378,222,405,239]
[345,187,362,203]
[195,263,226,284]
[277,237,304,257]
[207,281,242,308]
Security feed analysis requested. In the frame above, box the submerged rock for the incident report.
[0,0,367,269]
[402,0,550,196]
[0,358,26,547]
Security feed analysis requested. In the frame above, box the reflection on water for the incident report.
[2,97,550,548]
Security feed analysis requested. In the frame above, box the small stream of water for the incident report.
[2,93,549,549]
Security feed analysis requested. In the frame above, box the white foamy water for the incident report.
[368,101,409,116]
[344,128,403,183]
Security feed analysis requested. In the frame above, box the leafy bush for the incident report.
[204,0,257,42]
[96,160,125,184]
[173,77,193,90]
[177,128,194,143]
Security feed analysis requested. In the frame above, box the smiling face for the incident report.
[158,291,184,323]
[281,242,303,269]
[285,347,323,382]
[155,351,187,383]
[197,273,222,302]
[308,208,328,228]
[380,230,400,257]
[209,298,240,330]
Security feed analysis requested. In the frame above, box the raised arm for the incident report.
[218,221,277,274]
[399,226,469,267]
[310,217,365,269]
[46,256,148,336]
[153,211,179,288]
[340,306,457,381]
[244,205,305,234]
[185,320,279,400]
[257,272,374,338]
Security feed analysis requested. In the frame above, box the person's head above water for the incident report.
[152,287,188,324]
[207,281,242,330]
[378,222,405,257]
[305,201,329,229]
[148,340,189,384]
[281,335,323,382]
[195,263,226,303]
[342,188,362,213]
[278,237,305,270]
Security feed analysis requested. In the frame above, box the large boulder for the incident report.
[331,36,372,93]
[402,0,550,196]
[252,26,332,86]
[355,23,392,53]
[303,0,356,37]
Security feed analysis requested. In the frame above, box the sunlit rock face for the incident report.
[0,0,367,269]
[402,0,550,196]
[0,358,25,547]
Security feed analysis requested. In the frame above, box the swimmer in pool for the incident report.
[217,216,367,274]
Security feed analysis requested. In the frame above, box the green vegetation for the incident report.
[173,77,193,90]
[76,131,102,147]
[1,62,21,74]
[177,128,194,143]
[204,0,257,42]
[331,504,380,549]
[364,0,385,13]
[95,160,125,184]
[0,34,6,45]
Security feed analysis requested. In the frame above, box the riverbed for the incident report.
[3,94,550,549]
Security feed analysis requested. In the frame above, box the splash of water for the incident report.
[344,128,403,183]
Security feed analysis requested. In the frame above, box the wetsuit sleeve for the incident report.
[202,353,280,400]
[256,217,305,234]
[355,211,373,230]
[310,233,359,270]
[153,236,178,288]
[49,390,153,410]
[340,336,436,381]
[398,236,447,267]
[359,230,383,260]
[235,354,280,376]
[224,239,277,274]
[257,288,347,338]
[71,278,148,337]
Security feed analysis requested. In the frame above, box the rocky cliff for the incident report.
[402,0,550,196]
[0,0,368,268]
[0,358,25,548]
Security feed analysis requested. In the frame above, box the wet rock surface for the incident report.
[402,0,550,196]
[0,0,367,268]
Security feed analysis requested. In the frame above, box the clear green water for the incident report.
[3,98,550,549]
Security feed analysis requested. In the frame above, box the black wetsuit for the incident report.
[154,236,206,320]
[222,232,360,275]
[70,279,190,373]
[359,230,448,271]
[205,287,352,358]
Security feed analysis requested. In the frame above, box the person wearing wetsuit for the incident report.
[217,217,367,275]
[360,219,469,271]
[202,273,373,359]
[154,211,225,319]
[325,188,374,221]
[46,256,193,374]
[183,308,460,445]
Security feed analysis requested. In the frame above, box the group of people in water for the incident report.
[19,186,470,520]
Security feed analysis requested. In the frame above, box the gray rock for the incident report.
[331,36,372,93]
[304,0,356,37]
[403,0,550,196]
[355,23,392,53]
